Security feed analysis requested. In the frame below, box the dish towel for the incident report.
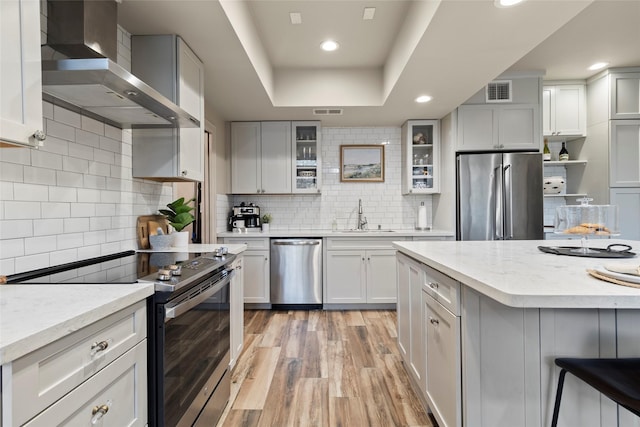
[605,263,640,276]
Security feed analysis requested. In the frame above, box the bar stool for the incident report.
[551,358,640,427]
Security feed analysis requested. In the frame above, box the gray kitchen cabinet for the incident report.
[325,238,401,305]
[131,35,205,182]
[223,238,270,304]
[396,253,426,393]
[610,188,640,240]
[456,104,540,151]
[229,256,244,369]
[2,302,147,426]
[610,72,640,119]
[542,83,587,139]
[609,120,640,187]
[0,0,45,148]
[231,121,292,194]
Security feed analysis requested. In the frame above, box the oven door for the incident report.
[153,269,232,427]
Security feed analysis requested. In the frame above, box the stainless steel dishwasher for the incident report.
[270,238,322,309]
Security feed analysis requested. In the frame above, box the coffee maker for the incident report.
[229,202,261,231]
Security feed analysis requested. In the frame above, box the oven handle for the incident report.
[165,269,234,320]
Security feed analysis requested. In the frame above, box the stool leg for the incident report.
[551,369,568,427]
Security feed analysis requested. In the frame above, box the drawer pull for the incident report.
[428,282,439,290]
[91,404,110,424]
[90,340,109,356]
[429,317,440,326]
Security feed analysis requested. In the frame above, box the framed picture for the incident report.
[340,145,385,182]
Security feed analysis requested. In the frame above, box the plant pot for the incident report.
[262,223,270,232]
[149,234,173,250]
[172,231,190,248]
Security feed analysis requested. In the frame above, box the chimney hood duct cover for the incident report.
[42,0,199,129]
[42,58,200,129]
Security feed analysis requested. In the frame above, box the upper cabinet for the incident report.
[610,72,640,119]
[0,0,45,148]
[456,75,542,152]
[231,121,292,194]
[401,120,440,194]
[131,36,204,182]
[292,121,322,194]
[542,83,587,139]
[609,120,640,187]
[457,104,540,151]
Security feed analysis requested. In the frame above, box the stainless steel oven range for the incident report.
[5,249,236,427]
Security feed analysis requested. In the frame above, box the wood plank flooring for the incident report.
[218,309,435,427]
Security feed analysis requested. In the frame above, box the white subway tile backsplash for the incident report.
[4,201,41,220]
[81,116,105,136]
[68,143,94,161]
[63,156,90,174]
[83,175,107,190]
[15,253,50,272]
[94,149,116,165]
[63,218,90,233]
[72,203,96,218]
[56,170,84,187]
[50,248,79,266]
[104,125,122,141]
[0,163,24,184]
[41,202,71,219]
[46,119,76,142]
[1,146,31,166]
[0,258,15,275]
[0,220,33,239]
[34,219,64,236]
[100,135,121,153]
[84,230,107,246]
[88,161,111,177]
[40,135,70,156]
[0,238,25,258]
[32,149,62,170]
[49,186,77,203]
[77,188,102,203]
[53,105,82,128]
[42,100,53,119]
[24,166,56,185]
[24,235,57,255]
[90,216,112,231]
[14,183,49,201]
[57,232,84,249]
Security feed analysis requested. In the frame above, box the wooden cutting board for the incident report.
[137,215,170,249]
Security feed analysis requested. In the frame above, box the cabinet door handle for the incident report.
[90,340,110,356]
[33,130,46,141]
[362,257,365,261]
[91,404,110,424]
[181,170,188,176]
[428,282,439,290]
[429,317,439,326]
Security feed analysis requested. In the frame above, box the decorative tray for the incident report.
[538,244,636,258]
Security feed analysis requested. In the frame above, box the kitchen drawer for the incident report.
[23,340,147,427]
[326,237,405,250]
[223,237,269,250]
[6,301,146,426]
[422,265,460,315]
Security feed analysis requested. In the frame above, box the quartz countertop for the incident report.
[138,243,247,254]
[0,283,154,364]
[393,239,640,309]
[218,229,454,238]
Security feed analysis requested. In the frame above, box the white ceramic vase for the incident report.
[262,223,270,232]
[172,231,190,248]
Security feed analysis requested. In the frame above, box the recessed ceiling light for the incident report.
[290,12,302,25]
[415,95,432,103]
[495,0,525,8]
[588,62,609,71]
[321,40,339,52]
[363,7,376,20]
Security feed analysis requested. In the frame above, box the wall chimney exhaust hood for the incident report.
[42,0,199,129]
[42,58,200,129]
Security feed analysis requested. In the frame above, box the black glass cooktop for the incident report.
[5,250,202,284]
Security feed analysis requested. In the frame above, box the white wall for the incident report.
[218,126,433,231]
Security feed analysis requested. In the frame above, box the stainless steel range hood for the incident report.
[42,58,199,129]
[42,0,199,129]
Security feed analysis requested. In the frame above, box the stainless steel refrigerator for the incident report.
[457,152,543,240]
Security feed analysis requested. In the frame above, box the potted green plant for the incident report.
[261,213,272,232]
[159,197,195,247]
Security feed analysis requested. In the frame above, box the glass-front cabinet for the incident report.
[292,121,322,193]
[401,120,440,194]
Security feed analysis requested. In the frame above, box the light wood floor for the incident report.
[218,309,435,427]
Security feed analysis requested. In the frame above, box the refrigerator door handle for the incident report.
[504,164,513,239]
[494,165,503,239]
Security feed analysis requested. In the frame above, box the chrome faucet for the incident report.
[357,199,368,230]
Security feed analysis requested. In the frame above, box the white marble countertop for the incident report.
[393,239,640,309]
[0,283,154,364]
[218,228,454,238]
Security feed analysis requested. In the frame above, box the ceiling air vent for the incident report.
[486,80,512,103]
[313,108,343,115]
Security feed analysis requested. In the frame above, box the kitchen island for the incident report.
[393,239,640,427]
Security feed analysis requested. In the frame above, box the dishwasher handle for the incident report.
[272,240,320,246]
